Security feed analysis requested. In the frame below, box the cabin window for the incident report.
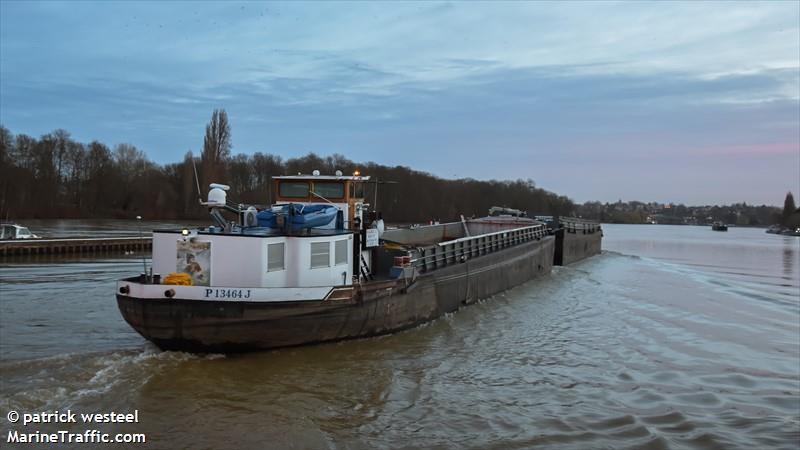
[310,242,330,268]
[267,242,285,272]
[349,182,365,199]
[279,181,309,198]
[334,239,348,265]
[313,182,344,199]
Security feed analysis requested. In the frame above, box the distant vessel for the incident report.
[711,221,728,232]
[766,225,800,236]
[115,172,602,352]
[781,227,800,237]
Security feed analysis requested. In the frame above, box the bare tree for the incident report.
[0,125,13,218]
[85,141,113,213]
[63,141,87,206]
[52,128,71,183]
[182,151,199,214]
[783,192,797,225]
[113,143,150,180]
[0,125,12,166]
[201,109,231,187]
[12,134,36,171]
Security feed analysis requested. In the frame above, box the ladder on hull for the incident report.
[360,253,373,281]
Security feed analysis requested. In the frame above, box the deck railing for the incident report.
[412,224,548,273]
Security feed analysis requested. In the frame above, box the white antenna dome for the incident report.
[335,170,343,176]
[312,169,320,176]
[207,187,227,206]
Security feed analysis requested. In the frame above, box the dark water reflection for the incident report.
[1,224,798,449]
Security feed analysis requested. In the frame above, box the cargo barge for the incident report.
[116,172,601,352]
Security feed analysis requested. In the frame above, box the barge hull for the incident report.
[117,237,555,352]
[554,228,602,266]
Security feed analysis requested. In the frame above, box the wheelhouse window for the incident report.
[313,182,344,199]
[279,181,309,198]
[334,239,348,265]
[267,242,285,272]
[349,182,365,198]
[310,242,330,268]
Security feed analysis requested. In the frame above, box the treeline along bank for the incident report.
[0,117,573,222]
[0,110,787,225]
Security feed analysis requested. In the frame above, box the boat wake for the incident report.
[0,347,224,412]
[602,247,799,312]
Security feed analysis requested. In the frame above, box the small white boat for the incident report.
[0,224,40,240]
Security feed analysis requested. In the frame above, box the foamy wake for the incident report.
[1,347,225,412]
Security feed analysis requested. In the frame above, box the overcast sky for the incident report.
[1,1,798,205]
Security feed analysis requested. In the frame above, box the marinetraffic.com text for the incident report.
[5,410,146,445]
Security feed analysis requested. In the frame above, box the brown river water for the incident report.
[1,222,798,449]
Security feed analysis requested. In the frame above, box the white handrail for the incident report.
[437,224,545,246]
